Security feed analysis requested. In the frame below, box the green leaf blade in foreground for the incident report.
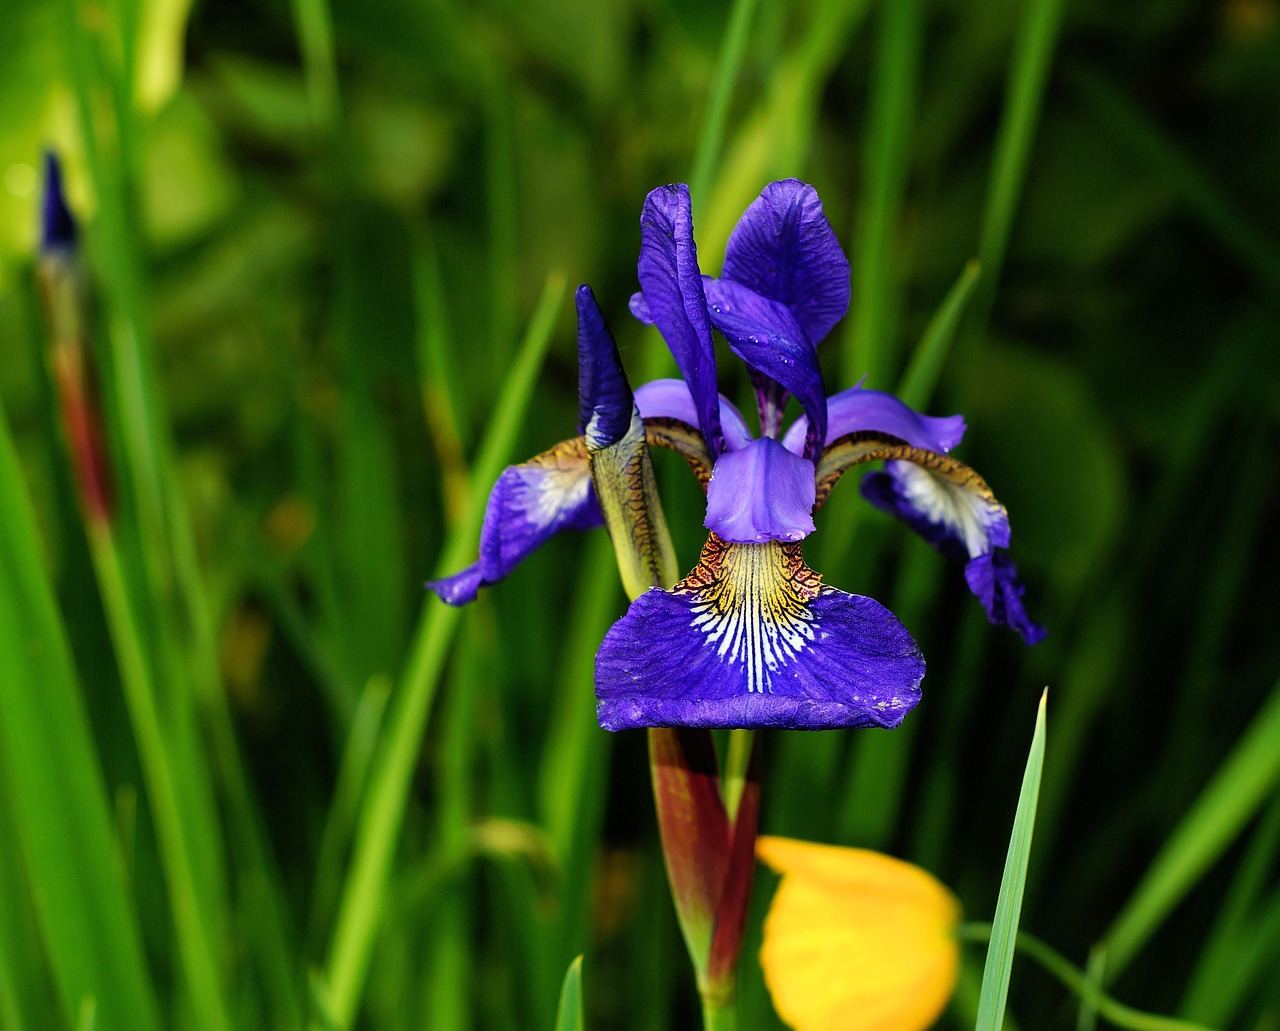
[974,690,1048,1031]
[0,407,162,1031]
[554,955,585,1031]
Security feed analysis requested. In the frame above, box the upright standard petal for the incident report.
[427,438,602,605]
[577,284,633,449]
[703,277,828,455]
[578,285,680,597]
[782,385,966,456]
[704,439,816,544]
[637,184,725,457]
[596,534,924,730]
[721,180,850,346]
[861,459,1045,644]
[635,379,753,452]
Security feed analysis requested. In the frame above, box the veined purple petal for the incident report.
[782,385,966,455]
[577,284,632,450]
[427,438,602,605]
[861,460,1044,643]
[596,535,924,730]
[704,278,828,456]
[637,185,725,457]
[635,379,753,451]
[721,180,850,346]
[704,439,816,544]
[965,552,1046,646]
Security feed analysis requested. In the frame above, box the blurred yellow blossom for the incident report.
[757,836,961,1031]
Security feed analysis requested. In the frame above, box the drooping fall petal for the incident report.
[595,535,924,731]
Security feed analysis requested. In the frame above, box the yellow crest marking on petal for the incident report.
[757,836,960,1031]
[678,535,823,695]
[813,432,1001,513]
[523,436,595,524]
[643,417,714,487]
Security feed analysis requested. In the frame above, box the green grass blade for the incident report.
[974,690,1048,1031]
[1102,675,1280,979]
[970,0,1068,335]
[88,528,235,1031]
[961,926,1213,1031]
[554,956,584,1031]
[1181,795,1280,1024]
[289,0,339,129]
[688,0,760,209]
[843,0,922,387]
[896,259,981,409]
[319,272,567,1029]
[1076,943,1107,1031]
[0,405,162,1031]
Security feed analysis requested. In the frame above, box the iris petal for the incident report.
[577,284,633,449]
[635,379,753,452]
[703,278,828,455]
[965,551,1047,646]
[427,438,602,605]
[861,460,1045,644]
[596,534,925,730]
[782,385,965,456]
[704,439,816,544]
[637,184,725,457]
[721,179,850,346]
[862,459,1010,559]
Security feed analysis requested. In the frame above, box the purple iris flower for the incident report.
[429,179,1043,731]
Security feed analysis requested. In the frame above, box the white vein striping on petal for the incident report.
[682,535,824,694]
[513,438,595,527]
[885,459,1009,557]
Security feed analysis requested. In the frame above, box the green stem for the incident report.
[721,730,754,822]
[959,923,1215,1031]
[700,992,737,1031]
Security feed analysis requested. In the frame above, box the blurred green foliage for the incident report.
[1,0,1279,1028]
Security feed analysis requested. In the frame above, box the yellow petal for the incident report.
[757,836,961,1031]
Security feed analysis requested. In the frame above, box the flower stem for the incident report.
[721,729,755,821]
[700,991,738,1031]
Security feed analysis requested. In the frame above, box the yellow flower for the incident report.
[757,836,961,1031]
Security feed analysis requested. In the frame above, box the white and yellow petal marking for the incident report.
[757,836,961,1031]
[682,535,822,694]
[595,534,925,731]
[881,459,1008,557]
[515,436,597,527]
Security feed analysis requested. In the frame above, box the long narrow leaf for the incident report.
[0,405,161,1031]
[974,690,1048,1031]
[1102,676,1280,978]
